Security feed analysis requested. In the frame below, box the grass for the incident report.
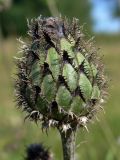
[0,36,120,160]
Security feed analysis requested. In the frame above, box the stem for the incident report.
[59,129,76,160]
[46,0,59,17]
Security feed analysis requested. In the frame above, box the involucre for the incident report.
[15,16,107,160]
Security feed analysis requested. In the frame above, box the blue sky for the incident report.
[90,0,120,33]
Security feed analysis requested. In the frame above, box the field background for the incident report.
[0,0,120,160]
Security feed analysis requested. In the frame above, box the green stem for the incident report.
[59,129,76,160]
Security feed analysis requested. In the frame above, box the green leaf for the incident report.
[71,96,83,114]
[91,85,100,100]
[39,52,46,66]
[83,60,93,79]
[29,61,42,86]
[63,63,78,92]
[79,73,92,101]
[41,74,56,102]
[73,52,85,68]
[36,97,48,114]
[60,38,74,59]
[56,86,72,109]
[46,48,61,80]
[91,63,98,77]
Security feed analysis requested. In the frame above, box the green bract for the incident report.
[15,16,107,130]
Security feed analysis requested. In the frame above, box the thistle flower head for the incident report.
[15,16,107,131]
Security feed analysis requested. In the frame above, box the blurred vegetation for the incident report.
[0,0,120,160]
[0,0,90,37]
[0,0,50,37]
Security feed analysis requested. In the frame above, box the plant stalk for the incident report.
[59,129,76,160]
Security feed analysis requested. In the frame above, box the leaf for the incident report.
[91,63,98,77]
[91,85,100,100]
[60,38,75,59]
[36,97,48,114]
[41,74,56,102]
[83,60,93,79]
[73,52,85,68]
[56,86,72,109]
[79,73,92,101]
[39,52,46,66]
[29,61,42,86]
[71,96,83,114]
[63,63,78,92]
[46,47,61,80]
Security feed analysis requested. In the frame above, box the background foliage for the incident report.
[0,0,90,37]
